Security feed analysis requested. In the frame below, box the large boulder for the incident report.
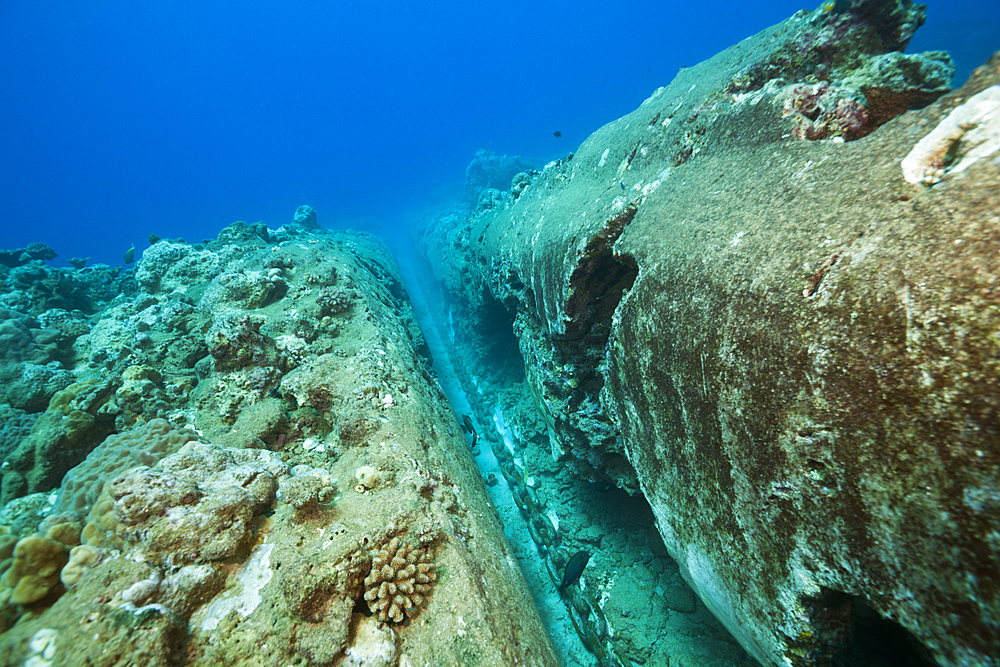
[427,2,999,665]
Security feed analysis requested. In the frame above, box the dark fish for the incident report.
[559,550,591,592]
[553,131,562,138]
[462,415,479,449]
[124,246,135,264]
[56,276,74,296]
[462,415,476,435]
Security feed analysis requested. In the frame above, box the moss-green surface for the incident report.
[447,4,1000,665]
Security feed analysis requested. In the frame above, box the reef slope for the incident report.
[0,218,558,666]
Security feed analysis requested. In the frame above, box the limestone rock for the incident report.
[0,208,559,665]
[422,6,1000,667]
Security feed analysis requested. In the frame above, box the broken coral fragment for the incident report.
[902,85,1000,184]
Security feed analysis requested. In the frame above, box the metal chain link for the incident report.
[469,403,632,667]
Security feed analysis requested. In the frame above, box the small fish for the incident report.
[620,181,626,190]
[124,246,135,264]
[553,131,562,138]
[55,276,74,296]
[462,415,479,449]
[559,550,591,593]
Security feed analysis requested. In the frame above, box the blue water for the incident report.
[1,0,997,267]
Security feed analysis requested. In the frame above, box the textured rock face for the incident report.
[0,215,558,665]
[423,3,1000,666]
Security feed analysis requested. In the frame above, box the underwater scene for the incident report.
[1,1,999,665]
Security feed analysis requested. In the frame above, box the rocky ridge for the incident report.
[418,2,1000,665]
[0,212,557,666]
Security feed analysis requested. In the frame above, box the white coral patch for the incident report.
[27,628,58,665]
[198,543,274,631]
[344,615,396,667]
[902,85,1000,184]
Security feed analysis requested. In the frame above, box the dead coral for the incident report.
[363,537,435,624]
[779,81,870,141]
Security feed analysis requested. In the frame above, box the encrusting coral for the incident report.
[363,537,435,624]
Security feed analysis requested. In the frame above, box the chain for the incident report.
[470,402,632,667]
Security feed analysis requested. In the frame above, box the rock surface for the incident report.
[419,3,1000,666]
[0,215,558,665]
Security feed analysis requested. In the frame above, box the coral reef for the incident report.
[0,206,558,665]
[84,443,284,565]
[778,81,870,140]
[59,544,102,587]
[0,406,38,463]
[713,0,954,144]
[317,286,353,316]
[363,536,436,624]
[0,378,116,505]
[0,522,79,608]
[0,248,126,318]
[463,148,541,204]
[278,465,335,511]
[55,418,200,519]
[4,363,76,413]
[0,309,60,366]
[134,241,221,295]
[0,243,57,268]
[202,266,287,311]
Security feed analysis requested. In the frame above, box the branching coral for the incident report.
[363,537,435,624]
[318,287,352,316]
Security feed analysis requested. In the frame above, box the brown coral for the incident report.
[0,534,70,605]
[363,537,435,624]
[317,287,352,316]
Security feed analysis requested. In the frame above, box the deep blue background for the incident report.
[2,1,997,267]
